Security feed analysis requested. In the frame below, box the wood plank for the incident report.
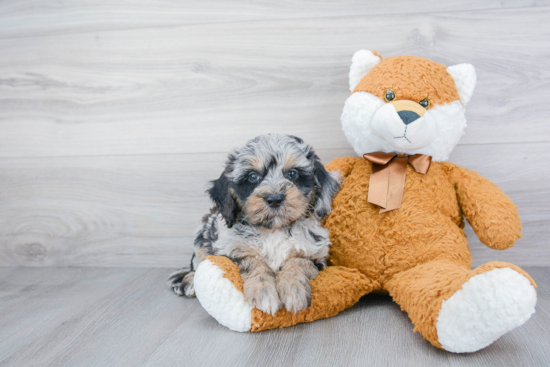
[3,267,546,366]
[0,7,549,158]
[0,267,148,363]
[0,143,547,268]
[0,1,546,40]
[0,268,197,367]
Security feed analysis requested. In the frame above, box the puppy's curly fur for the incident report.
[168,134,340,314]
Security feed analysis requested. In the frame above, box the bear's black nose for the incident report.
[265,194,285,208]
[398,110,421,125]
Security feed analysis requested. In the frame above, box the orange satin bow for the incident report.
[363,152,432,214]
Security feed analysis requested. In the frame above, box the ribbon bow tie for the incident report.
[363,152,432,214]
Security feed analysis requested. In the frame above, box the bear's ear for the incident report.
[349,50,382,92]
[447,64,477,105]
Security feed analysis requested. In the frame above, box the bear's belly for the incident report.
[324,160,471,287]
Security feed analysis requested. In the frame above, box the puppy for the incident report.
[168,134,340,314]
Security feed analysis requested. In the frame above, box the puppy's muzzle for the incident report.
[265,193,285,209]
[391,100,426,126]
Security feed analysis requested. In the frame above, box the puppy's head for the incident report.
[208,134,340,229]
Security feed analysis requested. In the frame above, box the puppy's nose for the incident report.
[265,194,285,208]
[397,110,421,125]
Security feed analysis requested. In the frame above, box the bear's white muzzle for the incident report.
[372,101,437,151]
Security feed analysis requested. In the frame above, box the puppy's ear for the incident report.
[288,135,304,144]
[207,173,239,228]
[313,158,340,220]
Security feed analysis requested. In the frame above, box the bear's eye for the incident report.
[419,98,430,109]
[384,90,396,102]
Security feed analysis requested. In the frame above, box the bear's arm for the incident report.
[325,156,357,178]
[446,163,522,250]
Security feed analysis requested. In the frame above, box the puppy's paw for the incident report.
[243,276,282,315]
[276,274,311,314]
[276,259,318,313]
[169,270,196,297]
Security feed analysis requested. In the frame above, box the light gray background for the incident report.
[0,1,549,366]
[1,0,549,268]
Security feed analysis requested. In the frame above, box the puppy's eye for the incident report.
[286,169,298,180]
[419,98,430,109]
[247,172,260,183]
[384,90,396,102]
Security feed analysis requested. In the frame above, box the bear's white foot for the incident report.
[436,268,537,353]
[194,259,252,332]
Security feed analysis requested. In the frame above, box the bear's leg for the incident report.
[385,260,537,353]
[194,256,375,332]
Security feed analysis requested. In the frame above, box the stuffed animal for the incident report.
[192,50,537,353]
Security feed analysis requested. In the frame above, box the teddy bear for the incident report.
[191,50,537,353]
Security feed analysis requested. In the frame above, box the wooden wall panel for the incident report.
[1,1,547,39]
[0,7,549,158]
[0,1,548,267]
[0,144,547,267]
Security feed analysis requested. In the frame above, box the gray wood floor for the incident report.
[0,266,548,367]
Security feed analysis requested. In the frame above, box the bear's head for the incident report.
[341,50,476,161]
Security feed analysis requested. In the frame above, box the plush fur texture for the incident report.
[436,267,537,353]
[194,255,374,332]
[343,52,474,161]
[194,257,253,332]
[192,52,536,353]
[342,93,467,161]
[353,55,461,104]
[349,49,382,92]
[325,157,524,278]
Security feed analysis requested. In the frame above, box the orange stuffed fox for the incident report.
[193,50,537,353]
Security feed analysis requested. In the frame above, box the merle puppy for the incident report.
[169,134,340,314]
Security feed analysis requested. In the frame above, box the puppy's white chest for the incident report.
[259,231,294,271]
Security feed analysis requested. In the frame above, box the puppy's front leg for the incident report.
[238,257,282,315]
[276,258,319,314]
